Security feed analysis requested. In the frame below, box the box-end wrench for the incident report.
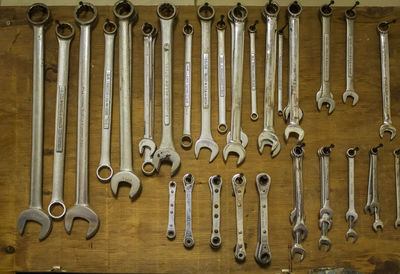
[47,22,75,220]
[248,20,258,121]
[17,3,52,241]
[153,3,181,176]
[394,149,400,228]
[217,16,228,134]
[284,1,304,143]
[345,147,359,243]
[258,1,280,158]
[139,22,157,176]
[166,181,176,239]
[111,0,141,198]
[342,2,359,105]
[183,174,195,248]
[96,20,117,183]
[195,3,219,163]
[232,173,246,262]
[181,21,193,149]
[209,175,222,249]
[254,173,271,265]
[316,1,336,114]
[378,21,396,140]
[64,2,99,240]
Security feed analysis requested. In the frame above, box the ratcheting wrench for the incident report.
[394,149,400,228]
[183,174,195,248]
[18,3,52,241]
[345,147,359,243]
[249,20,258,121]
[232,173,246,262]
[64,2,99,240]
[217,16,228,134]
[209,175,222,249]
[166,181,176,239]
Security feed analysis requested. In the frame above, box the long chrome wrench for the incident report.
[232,173,246,262]
[216,16,228,134]
[277,26,284,116]
[166,181,176,239]
[96,20,117,183]
[345,147,359,242]
[209,175,222,249]
[183,174,195,248]
[394,149,400,228]
[249,21,258,121]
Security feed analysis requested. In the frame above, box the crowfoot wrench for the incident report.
[232,173,247,262]
[183,174,195,248]
[209,175,222,249]
[345,147,359,243]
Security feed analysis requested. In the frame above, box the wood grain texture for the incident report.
[0,5,400,274]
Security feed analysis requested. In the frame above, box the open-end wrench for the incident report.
[254,173,271,265]
[342,2,359,105]
[217,16,228,134]
[64,2,99,240]
[181,21,193,149]
[183,174,195,248]
[277,24,286,117]
[284,1,304,143]
[209,175,222,249]
[232,173,246,262]
[377,21,396,140]
[111,0,141,198]
[258,1,280,158]
[47,22,75,220]
[249,20,258,121]
[223,4,248,166]
[96,19,117,183]
[316,1,336,114]
[18,3,52,241]
[166,181,176,239]
[139,22,157,176]
[345,147,359,243]
[195,3,219,163]
[153,3,181,176]
[394,149,400,228]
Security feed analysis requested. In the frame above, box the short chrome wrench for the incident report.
[394,149,400,228]
[216,16,228,134]
[64,2,99,240]
[166,181,176,239]
[378,21,396,140]
[48,22,75,220]
[96,19,117,183]
[345,147,359,243]
[258,1,280,158]
[183,174,195,248]
[139,22,157,176]
[249,20,258,121]
[316,1,336,114]
[209,175,222,249]
[232,173,246,262]
[18,3,52,241]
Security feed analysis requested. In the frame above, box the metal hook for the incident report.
[350,1,360,11]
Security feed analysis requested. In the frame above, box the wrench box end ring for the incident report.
[113,0,136,21]
[48,201,66,220]
[320,4,333,17]
[26,3,51,26]
[262,1,280,18]
[181,135,193,149]
[157,3,177,21]
[142,162,156,176]
[288,1,302,17]
[96,164,113,183]
[103,20,117,35]
[217,124,228,134]
[197,3,215,21]
[74,2,97,26]
[56,22,75,40]
[250,112,258,121]
[377,22,390,34]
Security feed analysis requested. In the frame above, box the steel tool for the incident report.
[166,181,176,239]
[249,20,258,121]
[209,175,222,249]
[217,16,228,134]
[232,173,247,262]
[345,147,359,242]
[183,174,195,248]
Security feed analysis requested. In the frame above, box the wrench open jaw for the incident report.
[226,131,248,148]
[345,228,358,243]
[258,131,280,157]
[284,124,304,143]
[153,148,181,177]
[283,107,303,123]
[17,209,52,241]
[291,242,306,261]
[111,171,141,199]
[318,235,332,251]
[379,123,396,140]
[342,90,359,106]
[195,139,219,163]
[139,139,156,175]
[64,205,99,240]
[316,91,336,114]
[223,142,246,166]
[373,216,384,232]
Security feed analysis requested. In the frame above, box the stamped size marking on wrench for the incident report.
[209,175,222,249]
[166,181,176,239]
[217,16,228,134]
[18,3,52,241]
[255,173,271,265]
[64,2,99,240]
[394,149,400,228]
[96,19,117,183]
[139,22,157,176]
[249,20,258,121]
[183,174,195,248]
[232,173,247,262]
[345,147,359,242]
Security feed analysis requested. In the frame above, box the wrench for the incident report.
[258,1,280,158]
[316,1,336,114]
[96,19,117,183]
[254,173,271,265]
[378,21,397,140]
[394,149,400,228]
[345,147,359,243]
[48,22,75,220]
[284,1,304,143]
[139,22,157,176]
[183,174,195,248]
[223,4,248,166]
[181,21,193,149]
[217,16,228,134]
[153,3,181,176]
[209,175,222,249]
[249,20,258,121]
[17,3,52,241]
[232,173,246,262]
[64,2,99,240]
[277,24,286,117]
[166,181,176,239]
[195,3,219,163]
[111,0,141,198]
[342,2,359,105]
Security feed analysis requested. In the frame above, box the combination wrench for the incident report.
[216,16,228,134]
[183,174,195,248]
[166,181,176,239]
[345,147,359,243]
[64,2,99,240]
[342,2,359,105]
[232,173,246,262]
[254,173,271,265]
[209,175,222,249]
[365,144,384,232]
[111,0,141,198]
[96,19,117,183]
[18,3,52,241]
[139,22,157,176]
[258,1,280,158]
[277,24,286,117]
[248,20,258,121]
[195,3,219,163]
[48,21,75,220]
[377,21,396,140]
[181,21,193,149]
[316,1,336,114]
[284,1,304,143]
[394,149,400,228]
[153,3,181,176]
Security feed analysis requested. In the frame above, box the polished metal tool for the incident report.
[209,175,222,249]
[216,15,228,134]
[345,147,359,243]
[183,174,195,248]
[166,181,176,239]
[232,173,247,262]
[249,20,258,121]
